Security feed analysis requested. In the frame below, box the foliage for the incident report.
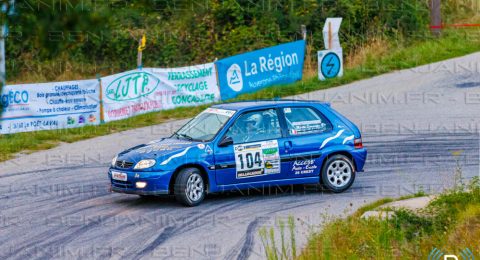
[441,0,480,24]
[4,0,432,81]
[260,216,297,260]
[0,1,477,158]
[1,29,480,161]
[297,177,480,259]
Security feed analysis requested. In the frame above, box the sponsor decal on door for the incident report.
[292,159,318,174]
[234,140,280,178]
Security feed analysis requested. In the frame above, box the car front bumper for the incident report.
[108,168,173,196]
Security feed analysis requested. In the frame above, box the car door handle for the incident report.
[284,141,293,151]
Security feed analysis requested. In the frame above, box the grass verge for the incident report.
[1,29,480,161]
[257,178,479,259]
[297,177,480,259]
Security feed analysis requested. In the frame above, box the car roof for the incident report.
[211,99,329,111]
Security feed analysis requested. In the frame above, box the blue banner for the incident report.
[215,40,305,100]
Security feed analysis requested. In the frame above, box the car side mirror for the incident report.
[218,136,233,147]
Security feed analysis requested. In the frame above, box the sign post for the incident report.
[0,0,14,115]
[137,34,146,69]
[96,74,105,124]
[430,0,442,36]
[322,18,342,50]
[301,25,307,40]
[318,18,344,81]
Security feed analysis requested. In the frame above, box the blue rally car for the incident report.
[109,100,367,206]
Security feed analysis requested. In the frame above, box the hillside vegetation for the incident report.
[297,178,480,259]
[258,178,480,259]
[1,0,480,160]
[7,0,475,83]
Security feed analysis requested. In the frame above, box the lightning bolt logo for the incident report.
[326,56,335,75]
[320,52,341,79]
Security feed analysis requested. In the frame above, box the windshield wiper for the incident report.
[174,132,194,141]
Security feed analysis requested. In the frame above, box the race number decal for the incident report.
[234,140,280,178]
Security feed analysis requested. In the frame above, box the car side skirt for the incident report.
[211,176,320,193]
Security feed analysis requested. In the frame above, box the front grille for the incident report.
[111,180,134,189]
[115,160,134,169]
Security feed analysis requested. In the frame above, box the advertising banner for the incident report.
[101,63,220,122]
[0,79,100,134]
[215,40,305,100]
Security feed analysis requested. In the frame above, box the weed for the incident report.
[296,177,480,259]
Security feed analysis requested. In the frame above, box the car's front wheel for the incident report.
[321,154,355,192]
[174,168,205,206]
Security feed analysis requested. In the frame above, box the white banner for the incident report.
[101,63,220,122]
[0,79,100,134]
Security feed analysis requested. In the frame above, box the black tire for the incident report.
[320,154,355,193]
[174,168,205,206]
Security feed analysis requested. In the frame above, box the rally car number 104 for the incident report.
[109,100,367,206]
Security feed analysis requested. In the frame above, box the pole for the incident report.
[137,34,146,70]
[0,0,13,118]
[0,25,5,88]
[430,0,441,37]
[137,39,143,70]
[0,0,13,93]
[328,22,332,49]
[96,74,105,124]
[301,25,306,40]
[0,0,15,90]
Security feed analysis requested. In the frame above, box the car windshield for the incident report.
[173,108,236,142]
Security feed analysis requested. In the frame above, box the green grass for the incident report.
[1,29,480,161]
[256,178,479,260]
[297,178,480,259]
[260,216,297,260]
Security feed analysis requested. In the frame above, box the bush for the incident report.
[5,0,432,81]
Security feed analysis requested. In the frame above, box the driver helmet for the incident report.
[245,114,262,130]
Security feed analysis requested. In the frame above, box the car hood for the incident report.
[117,138,201,164]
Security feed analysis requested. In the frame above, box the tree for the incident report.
[0,0,110,116]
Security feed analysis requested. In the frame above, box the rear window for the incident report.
[283,107,332,135]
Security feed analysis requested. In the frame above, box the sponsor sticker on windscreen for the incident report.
[204,108,236,117]
[292,120,325,134]
[112,171,127,181]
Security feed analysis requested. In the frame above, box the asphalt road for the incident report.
[1,53,480,260]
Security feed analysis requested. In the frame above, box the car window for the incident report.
[175,108,235,141]
[225,109,281,144]
[283,107,332,135]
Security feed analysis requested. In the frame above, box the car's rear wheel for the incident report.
[321,154,355,192]
[174,168,205,206]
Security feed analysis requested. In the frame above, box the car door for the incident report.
[280,106,334,178]
[214,108,291,185]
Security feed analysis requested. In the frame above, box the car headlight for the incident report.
[134,159,156,170]
[111,155,118,167]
